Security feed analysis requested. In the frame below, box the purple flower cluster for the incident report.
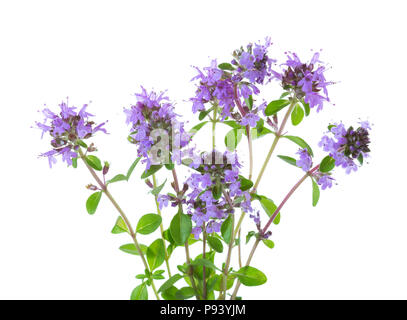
[231,37,274,86]
[272,51,332,112]
[124,87,190,170]
[190,38,273,127]
[36,100,107,167]
[171,150,252,239]
[319,121,372,174]
[296,148,312,172]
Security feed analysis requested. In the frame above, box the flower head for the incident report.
[296,148,312,172]
[125,87,190,170]
[35,99,107,167]
[183,150,252,239]
[318,121,372,174]
[272,51,332,112]
[190,38,273,127]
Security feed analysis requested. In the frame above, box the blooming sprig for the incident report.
[319,121,371,174]
[36,100,107,168]
[272,51,332,112]
[124,87,190,170]
[159,150,253,239]
[186,150,253,239]
[190,38,273,127]
[35,38,373,301]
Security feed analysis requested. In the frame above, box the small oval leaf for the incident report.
[85,155,103,171]
[319,155,336,173]
[136,214,162,235]
[235,266,267,287]
[86,191,102,215]
[130,283,148,300]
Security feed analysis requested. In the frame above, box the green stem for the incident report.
[202,224,207,300]
[252,98,297,192]
[78,148,160,300]
[230,165,320,300]
[171,168,200,300]
[152,174,172,277]
[212,104,218,149]
[185,240,201,300]
[221,213,234,299]
[219,190,235,300]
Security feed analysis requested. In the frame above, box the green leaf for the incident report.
[198,107,214,121]
[86,191,102,215]
[213,274,235,291]
[245,95,253,110]
[246,231,256,244]
[126,157,141,181]
[77,140,88,148]
[107,174,127,184]
[191,258,221,271]
[85,155,103,171]
[258,195,277,218]
[163,229,175,245]
[130,283,148,300]
[225,129,243,151]
[189,121,209,136]
[165,163,175,170]
[234,266,267,287]
[141,165,162,179]
[158,274,184,293]
[265,99,290,116]
[207,236,224,253]
[328,124,337,131]
[263,239,275,249]
[282,135,314,157]
[111,216,129,234]
[250,126,273,140]
[357,153,364,165]
[170,210,192,245]
[273,213,281,225]
[218,63,234,71]
[280,92,290,99]
[238,175,253,191]
[136,214,162,235]
[301,99,310,116]
[291,103,304,126]
[175,287,195,300]
[320,155,336,173]
[106,158,141,184]
[221,214,233,243]
[151,179,167,196]
[222,121,244,130]
[147,239,165,270]
[312,178,320,207]
[119,243,147,255]
[72,157,78,168]
[277,155,298,167]
[211,181,223,200]
[161,286,178,300]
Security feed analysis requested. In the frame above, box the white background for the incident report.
[0,0,406,300]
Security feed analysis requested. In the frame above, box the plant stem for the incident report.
[232,84,254,275]
[152,174,172,277]
[171,167,200,300]
[185,240,201,300]
[202,224,207,300]
[78,148,160,300]
[212,104,218,149]
[238,228,242,268]
[252,98,297,192]
[230,164,320,300]
[221,212,234,300]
